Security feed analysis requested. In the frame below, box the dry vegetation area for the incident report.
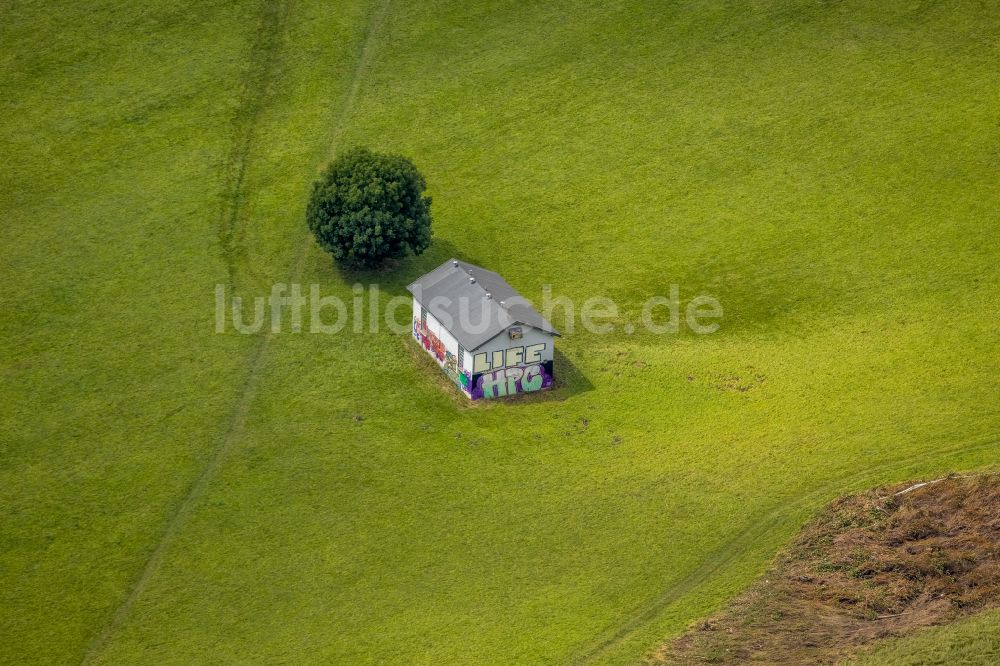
[654,474,1000,665]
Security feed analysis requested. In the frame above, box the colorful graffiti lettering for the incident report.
[443,350,461,386]
[414,319,554,398]
[414,318,463,388]
[472,343,546,373]
[414,318,445,362]
[471,361,554,399]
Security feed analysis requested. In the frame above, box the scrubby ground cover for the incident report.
[2,1,998,664]
[655,474,1000,664]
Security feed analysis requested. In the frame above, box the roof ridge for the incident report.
[451,259,493,299]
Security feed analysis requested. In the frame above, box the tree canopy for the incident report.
[306,147,432,268]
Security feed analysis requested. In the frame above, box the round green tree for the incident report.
[306,147,432,268]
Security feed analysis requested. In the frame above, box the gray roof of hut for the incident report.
[406,259,560,351]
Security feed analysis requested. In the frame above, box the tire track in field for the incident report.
[572,434,1000,665]
[80,2,391,663]
[216,0,291,291]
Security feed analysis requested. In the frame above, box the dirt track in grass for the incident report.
[652,474,1000,665]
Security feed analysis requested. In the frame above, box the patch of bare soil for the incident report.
[652,474,1000,664]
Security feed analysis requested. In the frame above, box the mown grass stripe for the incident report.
[216,0,293,292]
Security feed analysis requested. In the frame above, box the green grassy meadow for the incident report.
[849,609,1000,665]
[2,0,998,664]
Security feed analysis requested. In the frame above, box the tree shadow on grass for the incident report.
[327,238,468,296]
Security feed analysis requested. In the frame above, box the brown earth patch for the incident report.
[652,473,1000,665]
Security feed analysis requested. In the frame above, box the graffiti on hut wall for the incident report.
[467,342,553,399]
[414,320,552,398]
[471,343,547,374]
[414,318,444,361]
[471,360,554,399]
[413,318,469,389]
